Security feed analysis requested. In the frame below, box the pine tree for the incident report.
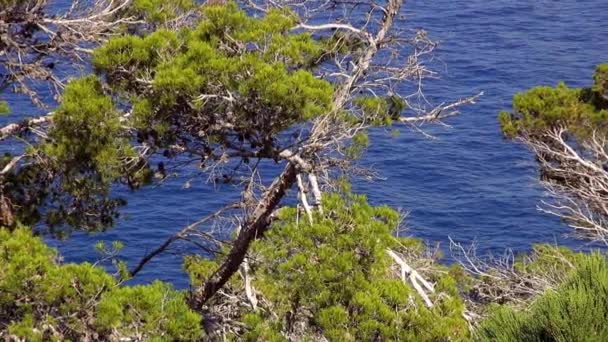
[500,64,608,242]
[0,1,481,339]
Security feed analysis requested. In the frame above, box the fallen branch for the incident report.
[241,257,258,311]
[449,237,565,309]
[387,248,434,308]
[0,155,24,175]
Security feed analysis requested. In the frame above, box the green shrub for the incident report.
[96,281,202,340]
[131,0,196,25]
[477,252,608,342]
[92,2,333,136]
[499,63,608,139]
[0,227,203,340]
[186,193,470,341]
[593,64,608,99]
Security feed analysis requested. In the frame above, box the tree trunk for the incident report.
[194,163,298,305]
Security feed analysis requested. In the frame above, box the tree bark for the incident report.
[194,163,298,305]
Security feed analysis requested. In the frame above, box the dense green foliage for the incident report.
[1,194,472,341]
[1,77,142,233]
[1,2,343,232]
[45,76,134,184]
[593,64,608,100]
[499,64,608,138]
[92,2,333,146]
[131,0,196,24]
[2,1,410,235]
[0,228,202,341]
[186,194,469,341]
[477,251,608,342]
[4,213,608,341]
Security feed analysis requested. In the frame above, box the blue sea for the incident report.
[3,0,608,287]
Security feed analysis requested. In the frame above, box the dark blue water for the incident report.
[4,0,608,287]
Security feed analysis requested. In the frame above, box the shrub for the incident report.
[499,63,608,139]
[477,252,608,342]
[0,227,203,341]
[187,193,470,341]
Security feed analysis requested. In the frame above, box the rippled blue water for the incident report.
[4,0,608,287]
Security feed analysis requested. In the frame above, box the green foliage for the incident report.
[198,193,470,341]
[1,76,133,232]
[345,131,370,158]
[0,227,203,340]
[46,76,133,183]
[184,255,221,285]
[512,244,583,277]
[96,281,203,340]
[7,314,44,342]
[593,64,608,100]
[0,101,9,114]
[27,76,141,231]
[355,97,391,125]
[93,2,333,146]
[5,1,378,232]
[477,252,608,342]
[131,0,196,25]
[353,94,407,126]
[499,63,608,139]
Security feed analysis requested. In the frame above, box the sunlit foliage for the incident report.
[477,251,608,341]
[186,193,470,341]
[499,64,608,138]
[0,227,203,341]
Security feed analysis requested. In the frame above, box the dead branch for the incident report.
[399,91,483,123]
[0,155,24,176]
[296,173,314,224]
[387,248,435,308]
[308,173,323,212]
[129,203,239,278]
[0,115,53,140]
[0,0,146,105]
[449,237,573,314]
[240,257,258,311]
[519,128,608,244]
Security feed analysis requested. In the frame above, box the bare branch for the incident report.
[399,91,483,123]
[0,115,52,140]
[387,248,435,308]
[449,237,574,314]
[129,203,239,278]
[518,128,608,243]
[296,173,314,224]
[308,173,323,212]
